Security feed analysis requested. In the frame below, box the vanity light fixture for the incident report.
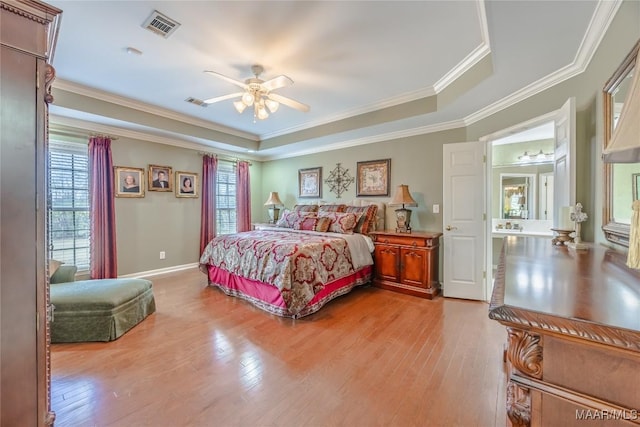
[518,150,554,163]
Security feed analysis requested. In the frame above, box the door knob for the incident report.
[445,225,457,231]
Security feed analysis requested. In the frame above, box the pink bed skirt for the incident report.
[205,264,373,318]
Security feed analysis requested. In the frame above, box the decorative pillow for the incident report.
[48,259,63,279]
[318,204,347,213]
[277,210,315,228]
[275,209,292,227]
[314,216,332,233]
[292,204,319,213]
[345,204,378,234]
[293,216,318,231]
[318,212,359,234]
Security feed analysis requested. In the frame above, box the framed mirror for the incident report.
[602,40,640,247]
[500,173,537,220]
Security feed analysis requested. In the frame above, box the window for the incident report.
[216,160,237,235]
[48,140,90,270]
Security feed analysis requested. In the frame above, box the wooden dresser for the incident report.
[370,230,442,299]
[489,236,640,427]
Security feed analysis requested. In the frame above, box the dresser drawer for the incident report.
[373,234,429,247]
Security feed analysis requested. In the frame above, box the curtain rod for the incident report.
[197,151,253,166]
[89,132,119,140]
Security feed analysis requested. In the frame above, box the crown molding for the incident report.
[465,0,620,127]
[50,114,261,161]
[50,0,619,160]
[261,86,439,140]
[260,119,466,161]
[573,0,622,71]
[52,79,259,141]
[433,0,491,93]
[263,1,491,140]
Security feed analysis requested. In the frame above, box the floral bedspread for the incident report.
[199,229,366,315]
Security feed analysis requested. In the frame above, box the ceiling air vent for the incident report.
[185,97,208,107]
[142,10,180,38]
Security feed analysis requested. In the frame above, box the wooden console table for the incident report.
[489,236,640,426]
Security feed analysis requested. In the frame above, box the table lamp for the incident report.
[389,184,418,233]
[264,192,284,223]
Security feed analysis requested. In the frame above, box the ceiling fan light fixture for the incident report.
[265,98,279,113]
[203,64,309,120]
[233,100,247,113]
[256,104,269,120]
[241,92,255,106]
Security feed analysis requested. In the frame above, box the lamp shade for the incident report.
[389,185,417,207]
[264,192,283,206]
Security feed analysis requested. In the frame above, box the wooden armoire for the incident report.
[1,0,61,425]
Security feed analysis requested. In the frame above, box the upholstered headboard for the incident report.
[293,199,386,232]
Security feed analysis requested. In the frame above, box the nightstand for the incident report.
[370,230,442,299]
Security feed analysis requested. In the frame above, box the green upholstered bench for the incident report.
[50,266,156,343]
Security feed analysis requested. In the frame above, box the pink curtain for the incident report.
[236,161,251,232]
[88,136,117,278]
[200,155,218,255]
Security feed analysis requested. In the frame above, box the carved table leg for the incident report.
[507,381,531,427]
[504,328,543,427]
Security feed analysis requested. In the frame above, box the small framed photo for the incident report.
[114,166,145,198]
[148,165,173,192]
[356,159,390,197]
[298,167,322,198]
[633,173,640,201]
[175,171,199,198]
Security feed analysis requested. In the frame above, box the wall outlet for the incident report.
[433,204,440,214]
[159,251,166,260]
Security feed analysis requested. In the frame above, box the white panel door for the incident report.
[553,98,576,227]
[443,141,486,300]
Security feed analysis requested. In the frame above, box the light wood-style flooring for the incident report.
[51,268,508,427]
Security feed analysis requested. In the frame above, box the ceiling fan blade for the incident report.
[267,93,310,112]
[203,92,244,104]
[204,70,248,90]
[261,75,293,92]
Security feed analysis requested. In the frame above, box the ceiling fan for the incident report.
[202,64,310,120]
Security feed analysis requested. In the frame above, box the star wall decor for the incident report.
[324,163,354,198]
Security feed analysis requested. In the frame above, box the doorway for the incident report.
[481,98,576,300]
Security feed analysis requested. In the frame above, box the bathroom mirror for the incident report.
[500,174,537,219]
[603,40,640,247]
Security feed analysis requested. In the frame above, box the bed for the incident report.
[199,202,383,318]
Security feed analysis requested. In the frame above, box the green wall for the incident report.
[261,128,466,232]
[50,0,639,276]
[109,137,263,276]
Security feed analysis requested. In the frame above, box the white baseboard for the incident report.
[119,263,199,279]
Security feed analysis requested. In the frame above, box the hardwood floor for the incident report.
[51,268,508,427]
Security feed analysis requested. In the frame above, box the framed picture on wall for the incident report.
[356,159,390,197]
[633,173,640,202]
[175,171,199,198]
[298,167,322,198]
[148,165,173,192]
[114,166,145,198]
